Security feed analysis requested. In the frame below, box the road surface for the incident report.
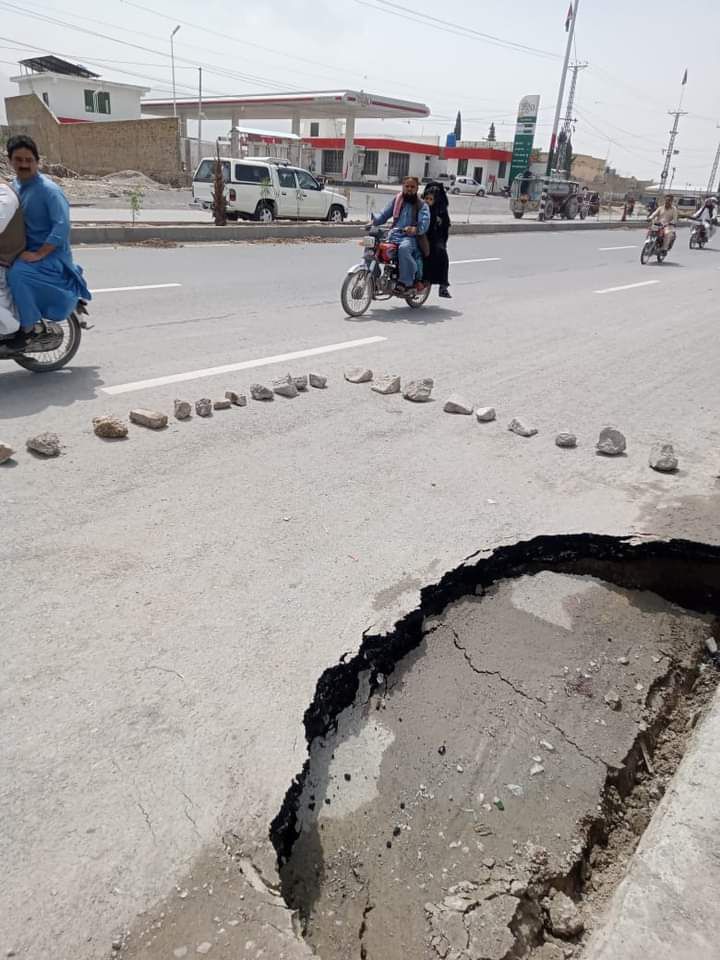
[2,226,719,959]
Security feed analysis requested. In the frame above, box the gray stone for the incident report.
[546,891,584,938]
[273,374,299,398]
[649,442,678,473]
[225,391,247,407]
[195,399,213,417]
[213,398,232,410]
[403,378,434,402]
[443,894,477,913]
[26,432,61,457]
[111,941,122,952]
[555,433,577,448]
[93,416,128,439]
[309,373,327,389]
[173,949,188,959]
[0,442,16,463]
[129,409,168,430]
[537,945,566,960]
[508,418,538,438]
[345,367,373,384]
[371,375,401,395]
[596,427,626,456]
[250,384,273,401]
[195,944,212,956]
[466,895,519,960]
[293,375,308,391]
[476,406,496,422]
[174,400,192,420]
[443,394,473,415]
[604,690,622,711]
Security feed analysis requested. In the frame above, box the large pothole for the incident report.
[272,536,720,960]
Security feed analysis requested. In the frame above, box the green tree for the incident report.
[487,123,496,142]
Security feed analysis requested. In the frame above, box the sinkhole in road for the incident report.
[271,535,720,960]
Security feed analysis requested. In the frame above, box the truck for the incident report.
[509,175,583,220]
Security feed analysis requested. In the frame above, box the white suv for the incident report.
[192,158,348,223]
[450,176,486,197]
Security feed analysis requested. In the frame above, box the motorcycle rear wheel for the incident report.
[341,271,373,317]
[405,285,431,309]
[13,313,82,373]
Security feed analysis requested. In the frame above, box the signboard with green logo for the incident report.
[508,95,540,185]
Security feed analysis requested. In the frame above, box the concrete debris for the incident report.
[443,894,477,913]
[545,891,584,939]
[649,441,678,473]
[0,442,15,463]
[555,433,577,448]
[465,895,519,960]
[174,400,192,420]
[604,690,622,711]
[213,398,232,410]
[476,406,497,422]
[403,378,434,402]
[224,391,247,407]
[530,763,545,777]
[705,636,718,655]
[309,373,327,389]
[443,394,474,415]
[596,427,626,456]
[26,432,61,457]
[293,375,308,391]
[129,409,168,430]
[506,784,524,797]
[195,399,213,417]
[508,418,538,438]
[93,416,128,439]
[195,944,212,955]
[344,367,373,384]
[617,656,630,665]
[173,949,188,959]
[539,740,555,752]
[273,374,299,398]
[250,384,273,401]
[371,374,401,395]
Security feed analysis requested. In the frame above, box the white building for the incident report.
[11,55,149,123]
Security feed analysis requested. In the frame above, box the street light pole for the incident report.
[197,66,203,165]
[547,0,581,176]
[170,25,180,118]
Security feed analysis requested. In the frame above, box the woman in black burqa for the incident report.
[421,181,451,298]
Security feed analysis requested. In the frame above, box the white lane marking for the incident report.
[598,245,637,251]
[103,336,387,396]
[450,257,502,264]
[594,280,660,295]
[92,283,182,293]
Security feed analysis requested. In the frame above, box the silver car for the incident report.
[450,176,485,197]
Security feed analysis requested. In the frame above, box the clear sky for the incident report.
[0,0,717,188]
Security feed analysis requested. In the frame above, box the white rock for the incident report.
[273,374,299,398]
[546,891,584,938]
[476,406,496,422]
[443,394,473,415]
[604,690,622,710]
[596,426,626,456]
[195,399,213,417]
[649,441,678,473]
[403,378,434,402]
[26,432,61,456]
[706,636,718,655]
[224,391,247,407]
[129,409,168,430]
[196,944,212,955]
[293,375,308,391]
[0,442,15,463]
[539,740,555,752]
[555,432,577,448]
[309,373,327,389]
[213,398,232,410]
[508,418,538,438]
[371,374,401,395]
[250,384,273,401]
[174,400,192,420]
[345,367,373,383]
[530,763,545,777]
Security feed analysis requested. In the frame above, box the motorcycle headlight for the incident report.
[362,237,375,248]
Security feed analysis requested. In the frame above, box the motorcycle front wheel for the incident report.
[13,313,82,373]
[341,271,373,317]
[640,240,655,265]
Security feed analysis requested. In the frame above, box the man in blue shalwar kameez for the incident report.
[6,135,91,348]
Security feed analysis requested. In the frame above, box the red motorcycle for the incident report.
[341,227,430,317]
[640,222,672,264]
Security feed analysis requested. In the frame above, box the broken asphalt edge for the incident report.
[70,219,656,246]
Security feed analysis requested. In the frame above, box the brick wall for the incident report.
[5,94,184,185]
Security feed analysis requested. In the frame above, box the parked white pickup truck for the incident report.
[192,157,348,223]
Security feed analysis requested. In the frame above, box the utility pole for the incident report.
[197,67,203,166]
[170,25,181,118]
[706,125,720,194]
[547,0,581,175]
[556,61,588,175]
[659,71,688,194]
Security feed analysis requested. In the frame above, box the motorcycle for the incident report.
[0,301,91,372]
[341,227,431,317]
[689,219,716,250]
[640,223,672,265]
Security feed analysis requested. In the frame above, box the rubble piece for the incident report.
[344,367,373,384]
[649,441,678,473]
[476,406,496,422]
[371,374,401,395]
[273,374,299,398]
[443,394,474,415]
[213,398,232,410]
[0,442,15,463]
[545,891,584,938]
[596,427,626,456]
[309,373,327,389]
[604,690,622,711]
[129,409,168,430]
[403,378,434,402]
[293,375,308,391]
[224,391,247,407]
[174,400,192,420]
[508,418,538,438]
[93,416,128,439]
[195,399,213,417]
[26,432,61,457]
[555,433,577,448]
[530,763,545,777]
[250,384,273,401]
